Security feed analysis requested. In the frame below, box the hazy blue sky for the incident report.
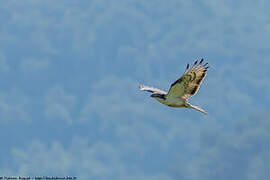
[0,0,270,179]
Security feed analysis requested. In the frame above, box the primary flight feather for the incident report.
[139,58,209,114]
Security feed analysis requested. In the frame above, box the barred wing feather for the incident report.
[167,59,209,98]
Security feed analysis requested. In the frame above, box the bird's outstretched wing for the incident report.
[139,84,167,95]
[167,59,209,98]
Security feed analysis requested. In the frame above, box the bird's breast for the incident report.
[163,96,185,107]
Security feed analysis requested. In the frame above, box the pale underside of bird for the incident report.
[139,59,209,114]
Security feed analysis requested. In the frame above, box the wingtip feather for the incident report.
[199,58,204,64]
[203,62,208,67]
[186,63,190,70]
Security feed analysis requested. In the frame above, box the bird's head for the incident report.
[150,93,166,100]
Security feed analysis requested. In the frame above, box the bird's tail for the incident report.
[187,103,207,115]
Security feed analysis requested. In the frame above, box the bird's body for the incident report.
[164,97,186,107]
[152,95,185,107]
[139,59,209,114]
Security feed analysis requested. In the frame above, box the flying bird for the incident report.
[139,59,209,114]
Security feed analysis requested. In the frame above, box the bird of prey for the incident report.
[139,59,209,114]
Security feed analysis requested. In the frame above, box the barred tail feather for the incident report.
[188,104,207,115]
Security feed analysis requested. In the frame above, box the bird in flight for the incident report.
[139,59,209,114]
